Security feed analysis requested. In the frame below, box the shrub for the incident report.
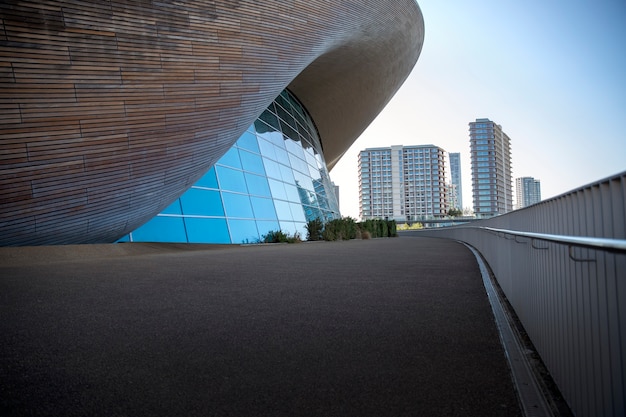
[360,219,376,238]
[342,217,358,239]
[305,218,324,241]
[302,217,397,241]
[318,217,358,241]
[356,218,397,238]
[322,226,336,241]
[379,220,388,237]
[326,219,343,240]
[262,230,301,243]
[387,220,397,237]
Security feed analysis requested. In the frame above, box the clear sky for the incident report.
[330,0,626,219]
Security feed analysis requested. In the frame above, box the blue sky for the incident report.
[331,0,626,218]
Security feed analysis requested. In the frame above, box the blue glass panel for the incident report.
[239,149,265,175]
[297,123,312,144]
[294,171,314,192]
[297,186,314,207]
[304,205,322,221]
[279,164,295,184]
[132,216,187,243]
[161,199,182,215]
[195,167,219,189]
[184,217,230,244]
[222,192,254,218]
[268,178,287,200]
[216,166,248,193]
[322,210,335,222]
[290,202,306,222]
[279,221,297,236]
[180,188,224,216]
[275,93,292,115]
[308,163,321,180]
[228,219,260,244]
[257,109,280,132]
[216,147,242,169]
[262,158,282,180]
[276,105,296,131]
[268,131,286,149]
[314,153,325,169]
[117,234,130,242]
[244,172,271,197]
[257,138,277,160]
[304,148,317,167]
[288,153,308,174]
[250,196,277,220]
[294,221,307,238]
[280,123,299,143]
[284,183,299,203]
[285,138,305,159]
[274,146,289,165]
[317,194,330,211]
[256,220,281,238]
[237,130,259,153]
[274,200,293,221]
[306,190,318,206]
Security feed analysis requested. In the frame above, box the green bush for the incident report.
[343,217,358,239]
[323,219,342,241]
[322,226,336,241]
[302,217,398,242]
[262,230,301,243]
[379,220,388,237]
[387,220,397,237]
[360,219,376,237]
[305,218,324,241]
[355,218,397,238]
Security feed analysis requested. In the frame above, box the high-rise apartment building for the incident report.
[516,177,541,209]
[469,118,513,216]
[449,152,463,210]
[359,145,447,221]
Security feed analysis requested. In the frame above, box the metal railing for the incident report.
[414,171,626,417]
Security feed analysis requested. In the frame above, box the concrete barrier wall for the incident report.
[416,171,626,417]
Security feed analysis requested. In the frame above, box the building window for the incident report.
[125,90,340,244]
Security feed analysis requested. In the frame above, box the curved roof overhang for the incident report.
[289,4,424,170]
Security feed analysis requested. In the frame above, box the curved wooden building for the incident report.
[0,1,424,246]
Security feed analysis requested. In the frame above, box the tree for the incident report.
[447,208,463,217]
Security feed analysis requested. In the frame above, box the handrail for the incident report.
[478,226,626,253]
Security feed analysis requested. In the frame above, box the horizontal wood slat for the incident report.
[0,0,424,245]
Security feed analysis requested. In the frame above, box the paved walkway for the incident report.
[0,236,522,417]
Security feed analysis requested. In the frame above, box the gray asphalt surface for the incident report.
[0,236,522,417]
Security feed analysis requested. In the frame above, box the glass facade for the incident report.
[122,90,341,244]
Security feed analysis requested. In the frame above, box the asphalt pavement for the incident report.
[0,236,522,417]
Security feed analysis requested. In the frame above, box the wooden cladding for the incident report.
[0,0,424,245]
